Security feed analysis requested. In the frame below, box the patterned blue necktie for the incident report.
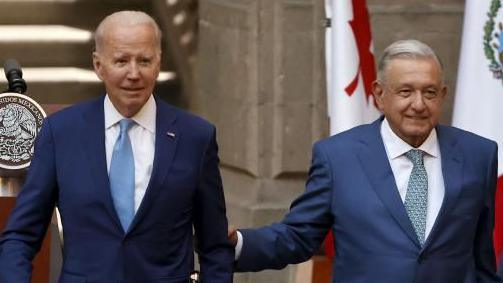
[404,149,428,246]
[109,119,135,232]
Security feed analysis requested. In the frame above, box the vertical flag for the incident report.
[452,0,503,267]
[324,0,380,257]
[325,0,380,135]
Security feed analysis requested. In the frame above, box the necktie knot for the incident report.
[405,149,425,167]
[119,119,134,135]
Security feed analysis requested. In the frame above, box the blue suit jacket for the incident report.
[0,96,234,283]
[236,118,500,283]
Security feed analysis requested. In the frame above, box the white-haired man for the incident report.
[230,39,501,283]
[0,11,234,283]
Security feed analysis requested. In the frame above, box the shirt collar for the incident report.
[380,118,440,159]
[104,94,156,133]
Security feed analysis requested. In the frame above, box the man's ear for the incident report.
[372,80,385,111]
[92,52,104,81]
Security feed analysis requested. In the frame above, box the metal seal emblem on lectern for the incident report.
[0,93,46,170]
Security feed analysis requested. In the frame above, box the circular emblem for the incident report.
[0,92,46,170]
[484,0,503,82]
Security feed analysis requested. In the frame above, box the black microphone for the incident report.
[3,59,27,94]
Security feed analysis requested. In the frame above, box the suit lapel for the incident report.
[358,118,421,248]
[422,126,463,248]
[82,97,122,230]
[129,98,179,231]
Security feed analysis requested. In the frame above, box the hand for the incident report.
[228,227,238,247]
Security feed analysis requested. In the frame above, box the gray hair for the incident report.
[377,39,443,82]
[94,10,162,53]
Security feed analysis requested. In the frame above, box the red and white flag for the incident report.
[324,0,380,257]
[452,0,503,265]
[325,0,380,136]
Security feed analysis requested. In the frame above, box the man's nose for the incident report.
[410,91,426,110]
[127,62,140,79]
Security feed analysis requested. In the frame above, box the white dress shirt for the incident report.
[380,118,445,239]
[235,119,446,259]
[104,95,156,212]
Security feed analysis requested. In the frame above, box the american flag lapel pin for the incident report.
[166,131,176,138]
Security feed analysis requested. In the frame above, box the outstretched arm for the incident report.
[235,142,334,272]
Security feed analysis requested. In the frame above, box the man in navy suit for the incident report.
[0,11,233,283]
[230,39,501,282]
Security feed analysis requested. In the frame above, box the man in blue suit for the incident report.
[0,11,233,283]
[230,40,501,282]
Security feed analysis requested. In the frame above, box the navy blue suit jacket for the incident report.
[236,118,500,283]
[0,96,234,283]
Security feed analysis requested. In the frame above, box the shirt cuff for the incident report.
[235,230,243,261]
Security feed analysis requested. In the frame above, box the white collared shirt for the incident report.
[104,95,156,212]
[380,118,445,239]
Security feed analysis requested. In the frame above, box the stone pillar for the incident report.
[196,0,326,282]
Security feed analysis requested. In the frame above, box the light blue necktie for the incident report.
[404,149,428,246]
[109,119,135,232]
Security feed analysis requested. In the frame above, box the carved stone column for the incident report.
[197,0,326,282]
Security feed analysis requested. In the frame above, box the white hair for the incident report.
[94,10,162,53]
[377,39,443,82]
